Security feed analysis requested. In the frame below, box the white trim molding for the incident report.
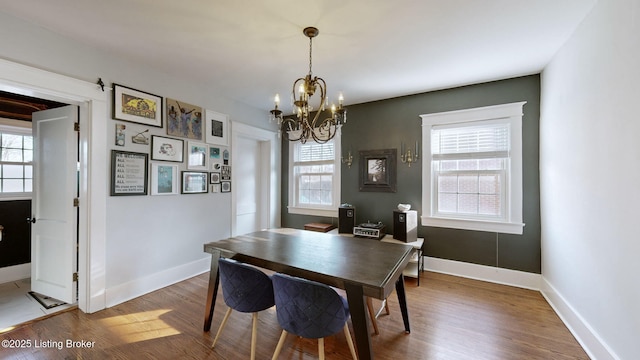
[0,58,108,313]
[0,263,31,284]
[424,256,541,290]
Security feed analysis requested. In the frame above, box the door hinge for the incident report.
[73,272,78,282]
[74,123,80,132]
[73,198,79,207]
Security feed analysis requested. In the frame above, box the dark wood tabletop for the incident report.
[203,228,414,360]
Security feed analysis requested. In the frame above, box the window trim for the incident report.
[420,102,526,235]
[0,122,33,200]
[287,129,341,217]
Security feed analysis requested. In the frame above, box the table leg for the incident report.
[203,250,221,332]
[345,282,373,360]
[395,274,411,333]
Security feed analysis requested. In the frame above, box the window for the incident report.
[420,102,525,234]
[288,131,341,217]
[0,125,33,197]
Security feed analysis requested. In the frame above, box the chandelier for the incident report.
[270,27,346,144]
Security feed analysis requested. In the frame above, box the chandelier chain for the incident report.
[308,36,313,76]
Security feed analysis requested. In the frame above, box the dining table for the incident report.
[203,228,414,360]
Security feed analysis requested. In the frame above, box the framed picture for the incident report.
[150,163,178,195]
[151,135,184,162]
[205,110,229,146]
[110,150,149,196]
[221,181,231,193]
[187,141,208,170]
[221,165,231,180]
[211,184,221,193]
[166,98,203,140]
[181,171,208,194]
[210,172,221,184]
[112,84,163,127]
[359,149,397,193]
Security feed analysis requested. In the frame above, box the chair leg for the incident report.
[318,337,325,360]
[366,297,379,335]
[212,307,233,348]
[383,298,390,315]
[250,312,258,360]
[344,324,358,360]
[271,330,288,360]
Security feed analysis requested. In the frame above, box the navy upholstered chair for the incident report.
[211,257,275,360]
[271,273,357,360]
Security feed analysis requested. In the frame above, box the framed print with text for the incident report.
[112,84,163,127]
[110,150,148,196]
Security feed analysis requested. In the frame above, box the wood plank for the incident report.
[0,271,589,359]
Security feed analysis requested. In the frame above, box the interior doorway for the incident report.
[0,58,109,316]
[0,92,77,329]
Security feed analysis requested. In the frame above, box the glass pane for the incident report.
[458,194,478,214]
[479,194,501,215]
[438,175,457,193]
[24,165,33,178]
[299,175,311,190]
[2,179,23,192]
[23,149,33,162]
[23,136,33,150]
[478,158,504,170]
[458,159,478,171]
[2,164,23,178]
[321,190,332,204]
[1,148,23,162]
[299,189,310,204]
[1,134,22,148]
[439,160,457,171]
[479,174,500,194]
[24,179,32,192]
[458,175,478,194]
[320,175,332,190]
[309,190,322,204]
[438,193,458,212]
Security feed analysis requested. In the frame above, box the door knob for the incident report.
[27,217,36,224]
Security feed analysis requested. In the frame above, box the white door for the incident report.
[30,105,78,304]
[234,135,262,235]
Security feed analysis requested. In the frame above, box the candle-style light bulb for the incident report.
[274,93,280,107]
[338,92,344,106]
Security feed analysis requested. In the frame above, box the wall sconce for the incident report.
[401,141,419,167]
[342,150,353,168]
[0,225,4,242]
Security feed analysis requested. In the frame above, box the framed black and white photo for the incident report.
[205,110,229,146]
[151,163,178,195]
[181,171,208,194]
[110,150,148,196]
[359,149,397,193]
[112,84,163,127]
[151,135,184,162]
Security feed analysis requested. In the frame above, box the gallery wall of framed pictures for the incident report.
[110,83,232,196]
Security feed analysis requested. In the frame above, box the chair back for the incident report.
[218,258,275,313]
[272,273,350,339]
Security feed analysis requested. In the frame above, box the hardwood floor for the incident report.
[0,271,589,359]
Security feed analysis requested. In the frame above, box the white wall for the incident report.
[0,12,276,307]
[540,0,640,359]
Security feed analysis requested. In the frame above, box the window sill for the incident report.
[421,215,524,235]
[288,206,338,218]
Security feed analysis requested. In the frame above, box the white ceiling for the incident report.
[0,0,596,113]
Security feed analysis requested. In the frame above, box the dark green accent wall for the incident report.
[281,75,541,273]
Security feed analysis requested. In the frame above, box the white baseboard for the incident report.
[105,257,210,308]
[0,263,30,284]
[540,278,619,360]
[424,256,541,290]
[423,257,618,360]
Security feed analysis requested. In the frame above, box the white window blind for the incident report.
[432,122,509,160]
